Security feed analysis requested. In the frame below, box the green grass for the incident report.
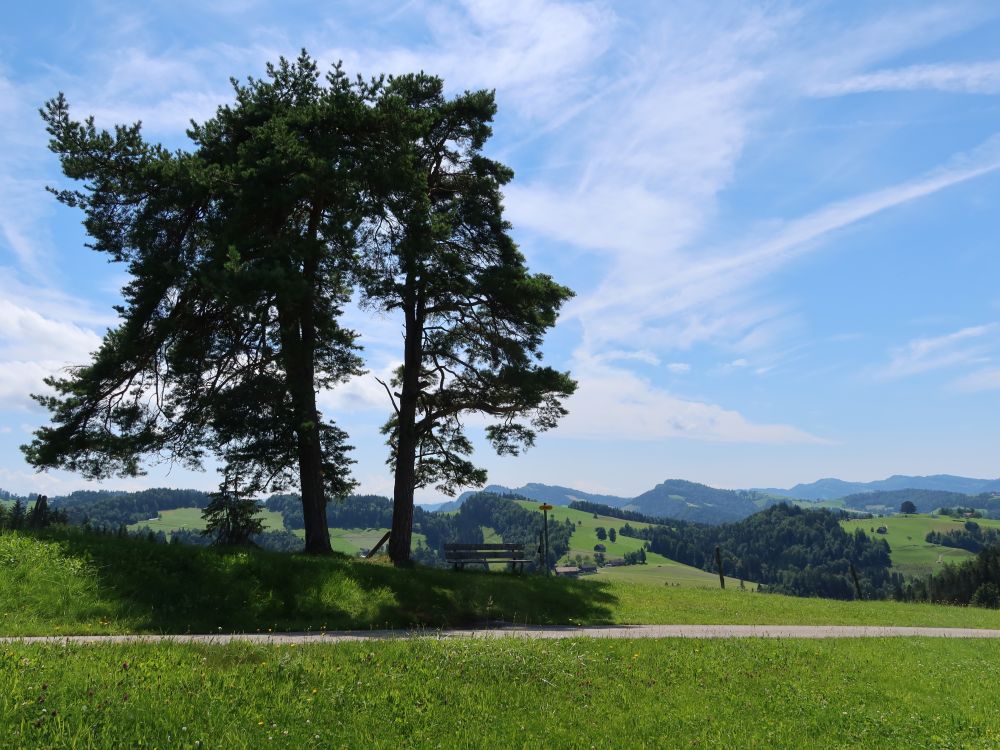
[127,507,286,537]
[290,527,427,555]
[3,638,1000,748]
[593,561,743,588]
[842,513,1000,577]
[6,528,1000,636]
[127,507,423,555]
[516,500,736,587]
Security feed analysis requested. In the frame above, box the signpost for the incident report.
[539,503,553,575]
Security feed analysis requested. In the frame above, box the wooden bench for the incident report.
[444,543,531,573]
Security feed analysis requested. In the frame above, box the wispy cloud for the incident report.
[811,60,1000,96]
[952,366,1000,392]
[878,324,998,379]
[564,132,1000,360]
[557,358,827,445]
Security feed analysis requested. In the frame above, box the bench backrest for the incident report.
[444,542,526,560]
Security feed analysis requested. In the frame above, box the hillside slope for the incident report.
[625,479,763,524]
[445,483,630,512]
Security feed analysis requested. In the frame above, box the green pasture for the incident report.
[127,507,286,537]
[6,529,1000,637]
[3,638,1000,749]
[841,513,1000,577]
[126,507,423,555]
[291,527,427,556]
[592,561,743,588]
[515,500,736,588]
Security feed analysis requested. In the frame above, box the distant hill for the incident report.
[443,480,773,525]
[624,479,767,525]
[762,475,1000,500]
[442,483,630,513]
[837,489,973,514]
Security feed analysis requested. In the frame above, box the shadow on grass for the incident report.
[28,529,618,634]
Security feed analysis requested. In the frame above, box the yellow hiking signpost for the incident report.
[539,503,553,575]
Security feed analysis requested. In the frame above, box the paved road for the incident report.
[7,624,1000,645]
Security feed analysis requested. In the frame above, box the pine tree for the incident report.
[202,474,265,546]
[359,75,575,565]
[22,53,366,553]
[9,500,25,530]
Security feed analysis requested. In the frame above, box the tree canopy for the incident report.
[24,54,368,553]
[359,75,576,564]
[22,53,574,559]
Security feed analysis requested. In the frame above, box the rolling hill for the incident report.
[763,474,1000,500]
[623,479,767,524]
[443,483,630,512]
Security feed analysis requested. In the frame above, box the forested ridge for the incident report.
[52,488,211,528]
[620,503,898,599]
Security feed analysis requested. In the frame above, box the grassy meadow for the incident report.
[3,638,1000,749]
[841,513,1000,577]
[514,500,740,588]
[5,528,1000,637]
[127,507,286,537]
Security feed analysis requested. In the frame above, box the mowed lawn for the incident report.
[515,500,741,588]
[3,638,1000,749]
[127,507,286,536]
[841,514,1000,577]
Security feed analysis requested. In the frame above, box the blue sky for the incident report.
[2,1,1000,500]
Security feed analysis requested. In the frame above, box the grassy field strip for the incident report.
[7,623,1000,645]
[841,513,1000,577]
[127,507,286,536]
[3,639,999,748]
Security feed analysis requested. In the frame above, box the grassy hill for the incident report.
[841,513,1000,577]
[5,528,1000,637]
[514,500,741,588]
[624,479,761,523]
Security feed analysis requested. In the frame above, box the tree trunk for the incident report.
[278,244,332,555]
[388,283,423,566]
[298,415,331,554]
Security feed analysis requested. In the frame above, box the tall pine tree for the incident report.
[360,75,576,565]
[22,53,365,553]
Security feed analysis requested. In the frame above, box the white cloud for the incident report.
[317,372,396,414]
[0,299,103,410]
[557,359,825,445]
[330,0,614,121]
[811,61,1000,97]
[878,324,998,379]
[952,367,1000,393]
[665,362,690,374]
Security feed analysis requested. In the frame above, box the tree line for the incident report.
[896,545,1000,608]
[21,51,575,563]
[617,503,898,599]
[925,522,1000,554]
